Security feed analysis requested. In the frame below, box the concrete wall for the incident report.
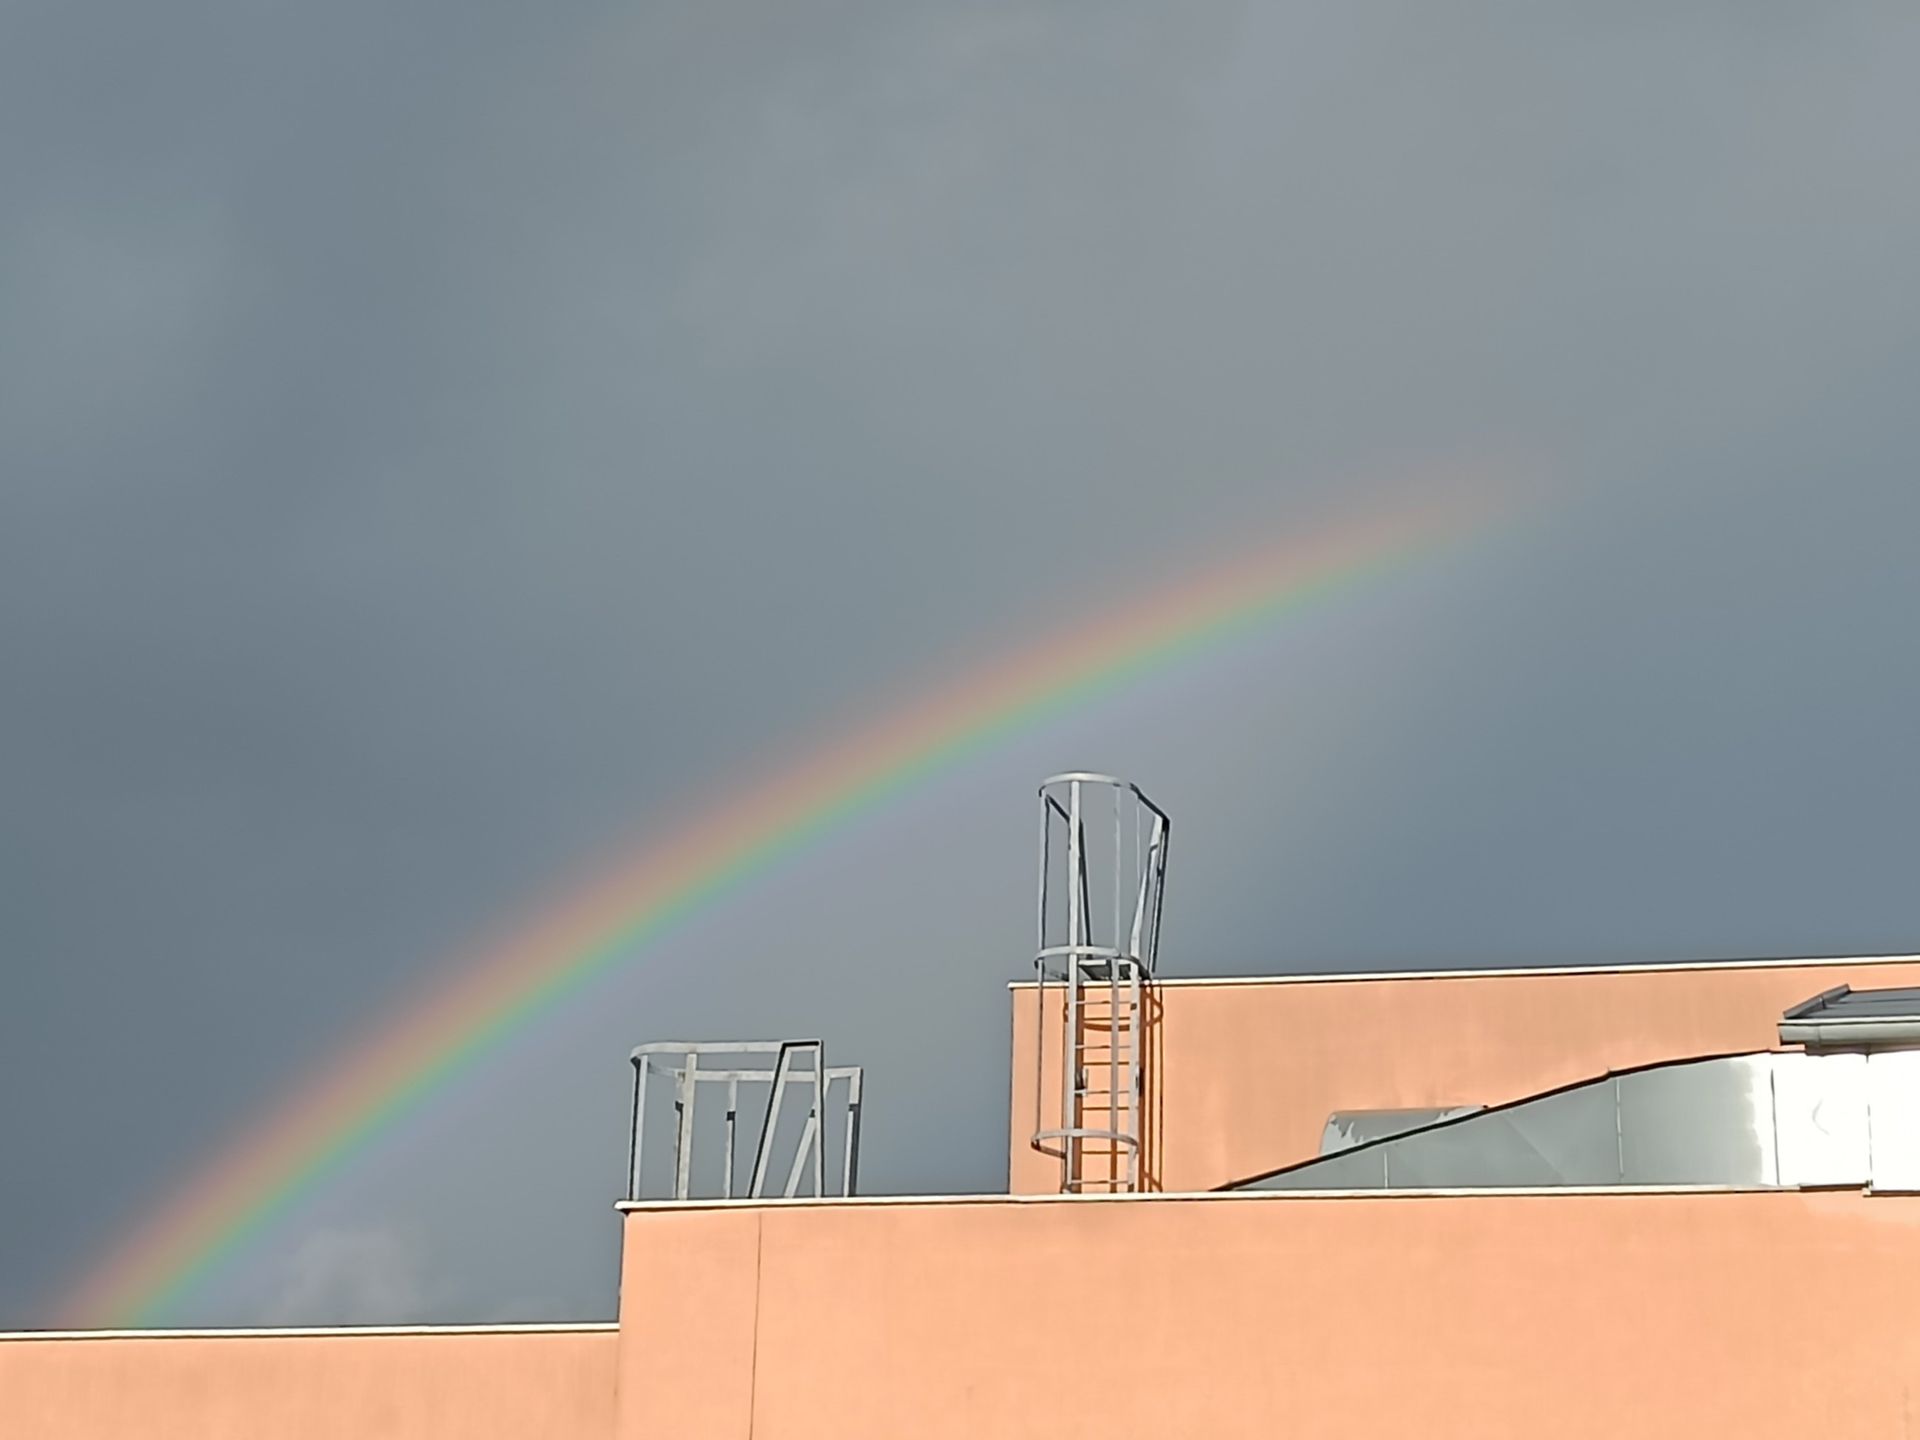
[0,1324,619,1440]
[1010,955,1920,1192]
[616,1188,1920,1440]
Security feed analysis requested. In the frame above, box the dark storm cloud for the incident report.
[6,1,1920,1323]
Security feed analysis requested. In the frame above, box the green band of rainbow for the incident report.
[60,478,1514,1326]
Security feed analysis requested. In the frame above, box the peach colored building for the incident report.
[13,952,1920,1438]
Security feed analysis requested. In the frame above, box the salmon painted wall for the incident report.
[616,1188,1920,1440]
[1009,955,1920,1193]
[0,1326,619,1440]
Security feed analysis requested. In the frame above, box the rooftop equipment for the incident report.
[1779,985,1920,1049]
[1030,772,1170,1194]
[626,1040,864,1202]
[1232,986,1920,1195]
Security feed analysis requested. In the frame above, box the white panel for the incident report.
[1773,1051,1869,1187]
[1867,1050,1920,1191]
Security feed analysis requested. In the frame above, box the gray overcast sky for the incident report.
[6,2,1920,1326]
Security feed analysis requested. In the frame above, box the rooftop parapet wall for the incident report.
[0,1325,619,1440]
[616,1187,1920,1440]
[1010,954,1920,1193]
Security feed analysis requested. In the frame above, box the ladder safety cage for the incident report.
[627,1040,864,1202]
[1030,772,1170,1193]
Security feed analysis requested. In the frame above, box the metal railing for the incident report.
[627,1040,864,1201]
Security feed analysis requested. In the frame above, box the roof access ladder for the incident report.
[1030,773,1170,1193]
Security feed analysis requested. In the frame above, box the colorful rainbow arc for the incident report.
[61,477,1516,1326]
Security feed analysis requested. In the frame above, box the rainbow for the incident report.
[60,475,1518,1326]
